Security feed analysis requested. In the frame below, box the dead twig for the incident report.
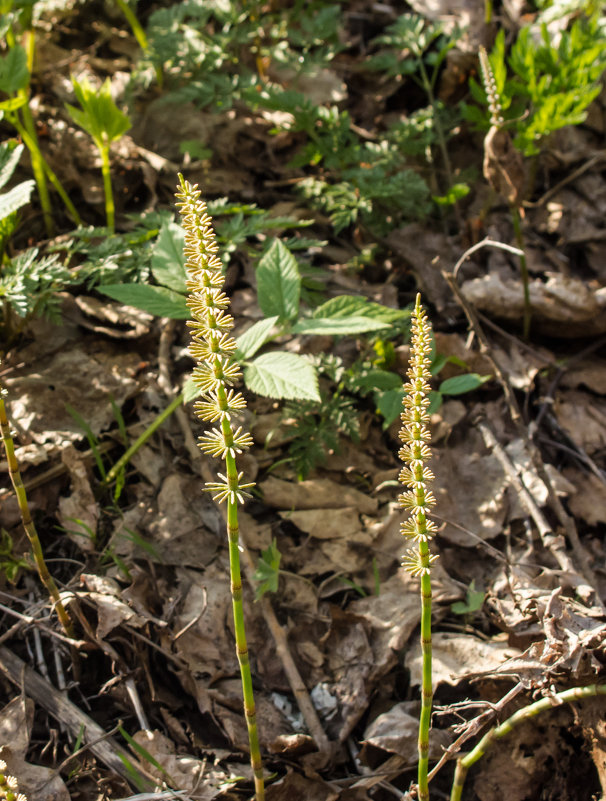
[0,644,156,791]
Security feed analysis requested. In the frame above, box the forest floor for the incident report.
[1,1,606,800]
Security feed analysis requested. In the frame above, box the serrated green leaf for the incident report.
[0,46,29,94]
[313,294,409,323]
[256,238,300,321]
[244,352,320,401]
[439,373,491,396]
[98,283,189,318]
[0,179,34,221]
[292,316,389,335]
[235,316,279,359]
[151,221,186,291]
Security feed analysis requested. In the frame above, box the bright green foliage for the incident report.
[66,75,131,231]
[468,17,606,155]
[451,580,485,615]
[0,527,31,582]
[0,44,29,94]
[66,76,131,150]
[368,13,466,209]
[0,140,34,257]
[0,248,77,338]
[253,539,281,600]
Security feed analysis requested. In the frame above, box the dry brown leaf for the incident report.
[407,632,521,686]
[0,698,69,801]
[563,468,606,526]
[132,729,226,797]
[279,507,361,539]
[57,444,99,550]
[461,271,606,336]
[432,430,507,545]
[362,701,451,766]
[260,476,378,514]
[553,390,606,454]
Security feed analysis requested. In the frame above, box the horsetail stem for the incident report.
[0,383,74,640]
[175,175,264,801]
[399,294,437,801]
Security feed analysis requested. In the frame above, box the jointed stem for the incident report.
[0,387,74,639]
[450,684,606,801]
[418,558,433,801]
[100,146,115,232]
[225,444,264,799]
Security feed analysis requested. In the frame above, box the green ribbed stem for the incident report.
[418,545,433,801]
[0,389,74,639]
[450,684,606,801]
[100,146,116,232]
[223,423,264,800]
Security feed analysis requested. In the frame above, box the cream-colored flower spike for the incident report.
[398,294,436,801]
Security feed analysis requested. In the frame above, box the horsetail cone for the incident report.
[176,175,264,801]
[399,293,437,801]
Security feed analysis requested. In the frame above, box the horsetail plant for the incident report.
[175,175,264,801]
[0,757,27,801]
[0,380,74,640]
[399,294,437,801]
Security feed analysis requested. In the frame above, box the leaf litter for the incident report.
[1,2,606,800]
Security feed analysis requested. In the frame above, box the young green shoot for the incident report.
[66,76,131,232]
[176,175,264,801]
[399,294,437,801]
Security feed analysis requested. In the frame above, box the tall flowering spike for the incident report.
[399,294,436,801]
[176,176,264,801]
[399,293,437,574]
[175,175,254,499]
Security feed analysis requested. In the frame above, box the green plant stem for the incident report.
[221,401,265,801]
[418,541,433,801]
[115,0,163,87]
[9,113,82,226]
[450,684,606,801]
[0,389,74,639]
[510,205,530,339]
[100,145,116,232]
[16,102,53,235]
[103,392,184,486]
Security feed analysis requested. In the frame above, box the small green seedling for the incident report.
[451,580,485,616]
[253,539,282,600]
[66,76,131,232]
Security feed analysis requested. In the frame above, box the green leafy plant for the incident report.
[0,16,80,232]
[176,174,264,801]
[368,13,468,209]
[252,539,282,600]
[469,17,606,157]
[450,580,485,616]
[0,139,34,260]
[66,75,132,232]
[0,527,31,582]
